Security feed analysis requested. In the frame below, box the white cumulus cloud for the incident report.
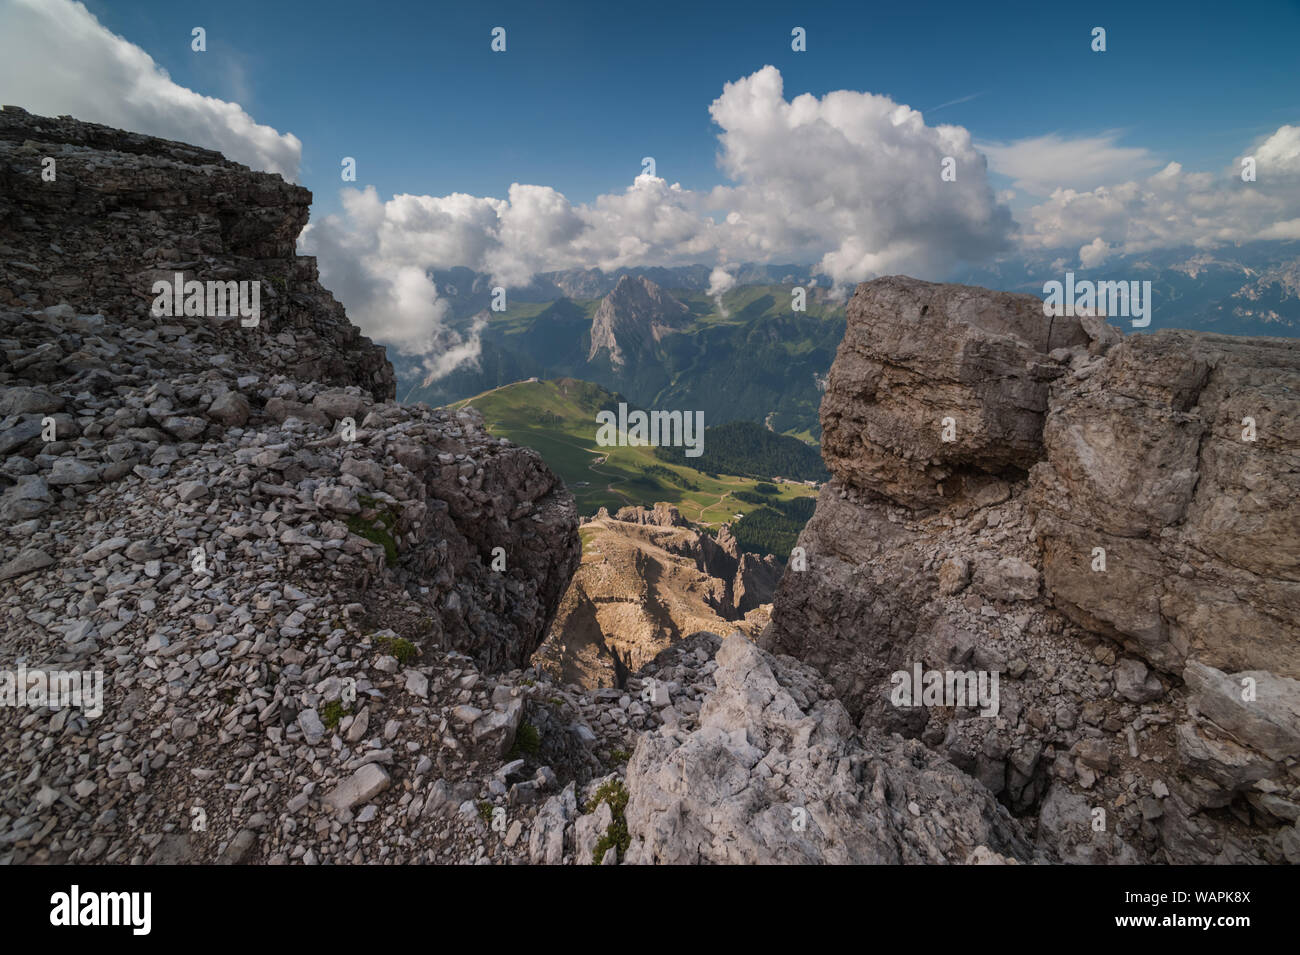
[706,67,1014,285]
[0,0,301,179]
[304,63,1018,345]
[1016,126,1300,257]
[299,187,467,374]
[1078,237,1112,268]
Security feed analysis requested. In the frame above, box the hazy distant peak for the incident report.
[588,275,691,366]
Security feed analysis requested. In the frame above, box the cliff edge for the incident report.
[764,275,1300,864]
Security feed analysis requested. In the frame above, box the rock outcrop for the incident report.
[818,277,1090,508]
[764,275,1300,864]
[534,505,776,687]
[587,275,690,367]
[0,108,583,864]
[623,633,1032,864]
[520,630,1033,865]
[1029,330,1299,679]
[0,106,393,397]
[609,506,780,615]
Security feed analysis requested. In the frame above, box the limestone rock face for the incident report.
[764,276,1300,864]
[1183,663,1300,764]
[587,275,690,367]
[623,634,1032,864]
[0,106,393,397]
[1029,331,1300,678]
[732,550,782,616]
[613,502,688,527]
[535,507,776,687]
[819,276,1088,508]
[0,111,591,867]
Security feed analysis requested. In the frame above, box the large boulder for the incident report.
[623,634,1033,864]
[819,276,1088,508]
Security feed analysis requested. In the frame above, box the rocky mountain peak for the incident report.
[587,274,690,366]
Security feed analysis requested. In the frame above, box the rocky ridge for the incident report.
[534,503,778,688]
[8,109,1286,866]
[587,275,691,367]
[764,276,1300,864]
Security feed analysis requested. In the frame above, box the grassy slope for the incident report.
[448,378,817,524]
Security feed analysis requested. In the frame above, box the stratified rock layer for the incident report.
[534,505,776,688]
[819,277,1089,508]
[0,105,394,397]
[765,275,1300,864]
[1030,330,1300,679]
[0,109,586,865]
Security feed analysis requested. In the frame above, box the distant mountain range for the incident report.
[395,244,1300,440]
[400,273,845,440]
[952,241,1300,337]
[422,263,832,318]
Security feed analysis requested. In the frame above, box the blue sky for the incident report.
[80,0,1300,216]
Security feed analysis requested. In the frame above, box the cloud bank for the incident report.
[310,67,1016,293]
[0,0,301,179]
[1014,125,1300,258]
[302,66,1017,364]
